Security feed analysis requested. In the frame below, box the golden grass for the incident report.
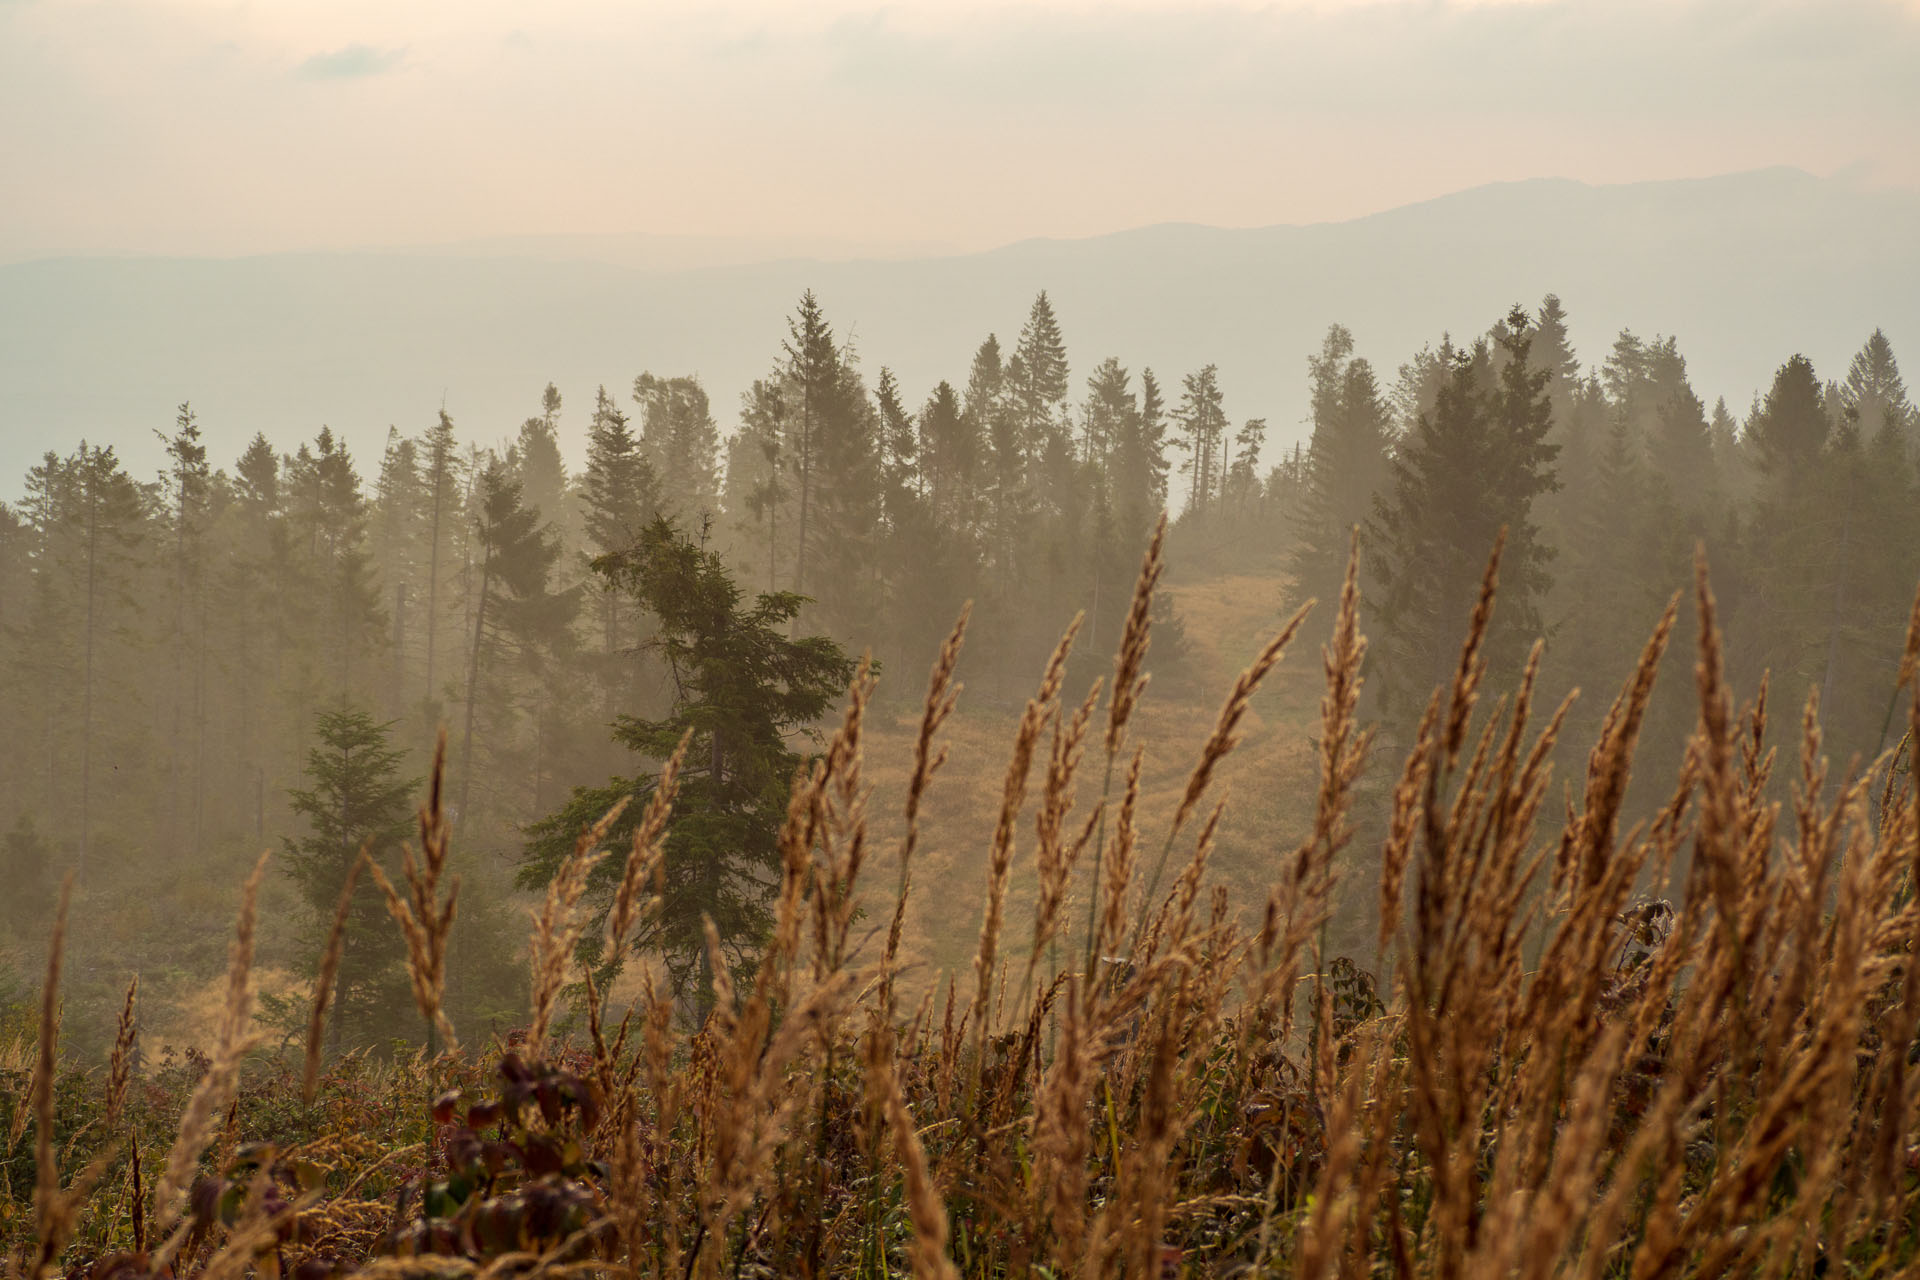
[22,530,1920,1280]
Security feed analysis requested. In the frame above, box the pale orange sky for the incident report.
[3,0,1917,261]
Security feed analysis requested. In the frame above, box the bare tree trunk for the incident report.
[79,467,98,878]
[459,546,494,819]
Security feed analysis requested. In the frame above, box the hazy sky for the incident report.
[3,0,1918,261]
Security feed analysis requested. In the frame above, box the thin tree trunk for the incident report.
[193,585,207,854]
[459,546,494,819]
[1819,487,1856,735]
[426,476,444,702]
[392,582,407,716]
[79,466,98,878]
[796,383,812,600]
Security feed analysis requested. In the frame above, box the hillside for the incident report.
[858,565,1328,999]
[3,167,1915,496]
[120,561,1324,1051]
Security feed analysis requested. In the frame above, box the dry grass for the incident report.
[17,531,1920,1280]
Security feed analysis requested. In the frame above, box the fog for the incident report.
[4,8,1920,1274]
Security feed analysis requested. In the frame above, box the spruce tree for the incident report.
[780,291,841,600]
[1226,417,1268,512]
[1730,357,1839,721]
[511,387,572,550]
[227,434,297,827]
[581,386,660,708]
[808,339,884,637]
[726,378,790,595]
[919,380,979,538]
[29,444,151,873]
[283,706,416,1052]
[286,428,384,701]
[1082,357,1135,472]
[1749,355,1831,480]
[1367,308,1559,727]
[415,411,467,712]
[521,516,855,1015]
[459,458,581,821]
[875,368,918,503]
[1841,329,1916,450]
[1289,325,1392,616]
[633,373,722,519]
[1008,291,1070,461]
[372,429,424,716]
[1173,365,1229,517]
[1122,368,1171,543]
[158,404,213,857]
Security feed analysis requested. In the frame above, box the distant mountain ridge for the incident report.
[2,167,1915,499]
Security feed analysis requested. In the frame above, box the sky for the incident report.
[3,0,1919,263]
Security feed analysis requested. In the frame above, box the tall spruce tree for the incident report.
[1008,291,1070,458]
[1289,325,1393,616]
[27,444,152,874]
[511,388,573,553]
[1841,329,1916,449]
[581,386,660,702]
[1367,308,1559,727]
[459,458,581,822]
[727,378,791,595]
[415,411,467,712]
[287,428,384,702]
[633,373,722,519]
[158,405,213,856]
[372,429,424,717]
[779,292,841,600]
[1173,365,1229,517]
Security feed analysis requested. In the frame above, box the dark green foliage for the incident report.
[521,516,855,1014]
[459,458,582,823]
[1289,324,1393,617]
[511,386,572,543]
[1367,308,1559,727]
[13,442,151,876]
[1749,354,1830,478]
[283,705,416,1052]
[632,373,721,521]
[1173,364,1229,516]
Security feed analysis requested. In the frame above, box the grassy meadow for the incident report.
[7,531,1920,1280]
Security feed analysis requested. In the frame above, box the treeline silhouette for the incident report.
[0,288,1913,1049]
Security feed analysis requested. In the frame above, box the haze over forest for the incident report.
[9,2,1920,1276]
[3,166,1917,494]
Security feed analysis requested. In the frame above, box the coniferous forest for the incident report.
[5,281,1920,1277]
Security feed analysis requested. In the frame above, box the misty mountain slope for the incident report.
[743,563,1325,1000]
[1,167,1914,493]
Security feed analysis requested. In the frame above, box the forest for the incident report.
[3,287,1919,1278]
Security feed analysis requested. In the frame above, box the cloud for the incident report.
[296,42,406,80]
[3,0,1917,260]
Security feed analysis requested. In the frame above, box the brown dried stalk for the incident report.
[155,851,267,1238]
[1025,677,1102,986]
[529,795,629,1058]
[884,603,970,1016]
[879,1045,960,1280]
[972,612,1081,1051]
[1442,528,1505,769]
[28,876,73,1280]
[605,729,690,966]
[369,729,460,1054]
[105,975,137,1132]
[1107,511,1165,758]
[303,849,365,1107]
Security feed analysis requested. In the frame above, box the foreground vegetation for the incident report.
[8,527,1920,1280]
